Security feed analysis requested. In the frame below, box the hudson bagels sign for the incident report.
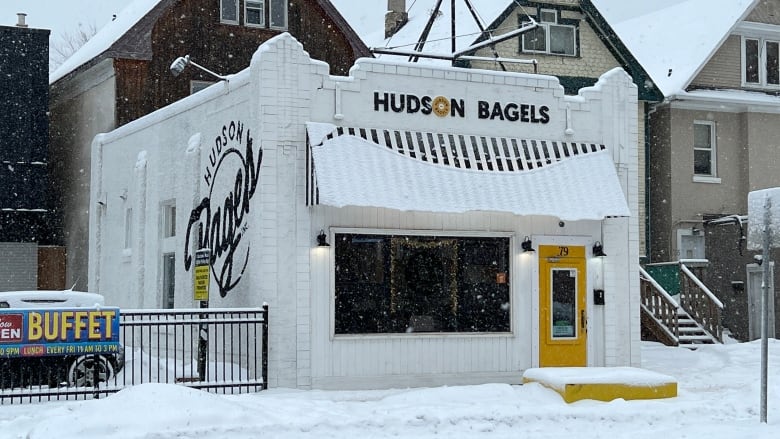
[373,91,550,124]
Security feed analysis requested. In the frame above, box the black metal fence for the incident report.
[0,306,268,404]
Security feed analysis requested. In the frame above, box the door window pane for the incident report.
[551,269,576,338]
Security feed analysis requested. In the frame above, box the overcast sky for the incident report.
[0,0,134,69]
[0,0,134,33]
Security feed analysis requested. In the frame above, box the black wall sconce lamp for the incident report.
[316,229,330,247]
[592,241,606,257]
[522,236,535,252]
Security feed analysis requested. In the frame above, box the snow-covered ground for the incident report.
[1,340,778,438]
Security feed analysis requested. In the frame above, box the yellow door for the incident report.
[539,245,587,367]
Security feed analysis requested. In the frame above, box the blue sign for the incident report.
[0,308,121,358]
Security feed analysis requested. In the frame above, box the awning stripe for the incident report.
[305,123,630,220]
[308,122,605,173]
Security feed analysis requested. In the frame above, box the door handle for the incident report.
[581,310,587,331]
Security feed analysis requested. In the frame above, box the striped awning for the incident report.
[306,122,630,220]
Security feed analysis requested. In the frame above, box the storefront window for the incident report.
[334,233,510,334]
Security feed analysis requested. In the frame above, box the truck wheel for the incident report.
[67,355,114,387]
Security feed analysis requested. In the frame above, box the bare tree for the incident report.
[50,22,99,72]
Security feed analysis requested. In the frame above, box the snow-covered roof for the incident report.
[308,123,630,220]
[50,0,370,85]
[589,0,758,97]
[330,0,516,65]
[49,0,161,84]
[673,88,780,112]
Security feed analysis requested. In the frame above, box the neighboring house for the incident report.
[332,0,664,262]
[49,0,370,291]
[0,14,65,291]
[592,0,780,341]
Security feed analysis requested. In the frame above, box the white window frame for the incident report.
[161,253,176,309]
[268,0,288,30]
[741,35,780,88]
[161,201,176,239]
[521,9,577,57]
[330,227,515,338]
[676,228,705,260]
[220,0,239,25]
[245,0,265,27]
[692,120,719,182]
[124,208,133,250]
[190,80,216,94]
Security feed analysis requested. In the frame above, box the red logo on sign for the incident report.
[0,314,23,343]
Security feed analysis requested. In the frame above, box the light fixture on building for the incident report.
[593,241,606,257]
[169,55,228,81]
[521,236,535,252]
[316,229,330,247]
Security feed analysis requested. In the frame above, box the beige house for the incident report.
[597,0,780,340]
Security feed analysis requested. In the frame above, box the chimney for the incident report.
[385,0,408,38]
[16,12,28,28]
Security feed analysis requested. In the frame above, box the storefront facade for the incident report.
[90,34,640,389]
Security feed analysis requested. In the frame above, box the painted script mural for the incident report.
[184,121,262,297]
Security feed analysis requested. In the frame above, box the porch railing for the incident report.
[639,266,679,345]
[679,261,723,342]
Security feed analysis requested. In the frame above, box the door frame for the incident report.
[531,235,595,367]
[746,262,775,340]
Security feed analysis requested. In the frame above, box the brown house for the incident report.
[49,0,370,290]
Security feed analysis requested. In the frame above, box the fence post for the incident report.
[194,248,211,382]
[262,303,269,389]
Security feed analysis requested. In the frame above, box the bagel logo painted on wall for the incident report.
[373,91,550,123]
[184,120,262,298]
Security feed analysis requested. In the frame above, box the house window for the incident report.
[124,208,133,249]
[246,0,265,26]
[225,0,287,29]
[693,121,716,177]
[220,0,239,24]
[269,0,287,29]
[520,9,577,56]
[743,36,780,87]
[190,80,215,94]
[162,253,175,309]
[677,228,705,260]
[161,202,176,238]
[334,233,511,335]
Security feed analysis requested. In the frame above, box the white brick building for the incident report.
[89,34,639,389]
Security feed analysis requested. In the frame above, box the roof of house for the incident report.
[587,0,758,98]
[330,0,517,65]
[50,0,370,85]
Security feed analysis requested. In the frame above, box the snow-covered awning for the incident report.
[306,123,630,220]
